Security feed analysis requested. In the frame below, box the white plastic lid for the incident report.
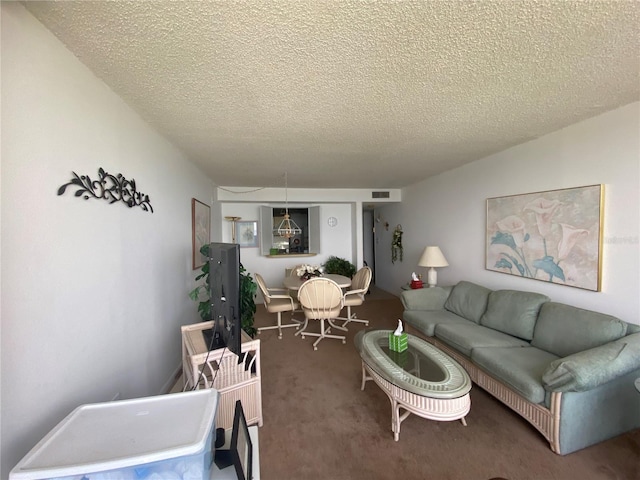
[10,389,219,479]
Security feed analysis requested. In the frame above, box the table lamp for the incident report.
[418,246,449,287]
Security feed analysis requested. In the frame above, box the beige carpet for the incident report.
[177,287,640,479]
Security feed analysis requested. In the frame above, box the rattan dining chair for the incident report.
[337,266,372,328]
[255,273,300,339]
[297,277,346,350]
[285,264,305,277]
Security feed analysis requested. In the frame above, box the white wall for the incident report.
[216,186,401,204]
[375,103,640,325]
[220,203,353,296]
[3,4,637,476]
[217,186,401,272]
[1,4,213,476]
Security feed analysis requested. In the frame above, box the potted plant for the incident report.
[323,256,357,278]
[238,263,258,336]
[189,244,257,337]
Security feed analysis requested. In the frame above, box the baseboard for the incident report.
[160,364,183,394]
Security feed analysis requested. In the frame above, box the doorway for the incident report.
[362,210,375,284]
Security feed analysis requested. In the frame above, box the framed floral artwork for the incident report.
[192,198,210,270]
[486,185,604,291]
[237,220,259,248]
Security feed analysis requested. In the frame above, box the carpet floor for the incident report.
[251,287,640,480]
[174,287,640,479]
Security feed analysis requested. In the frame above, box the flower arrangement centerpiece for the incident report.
[296,264,323,281]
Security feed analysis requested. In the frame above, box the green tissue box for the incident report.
[389,332,408,353]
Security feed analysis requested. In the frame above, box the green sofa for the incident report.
[401,281,640,455]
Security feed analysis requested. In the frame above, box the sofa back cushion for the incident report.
[480,290,549,340]
[627,323,640,334]
[532,302,628,357]
[444,281,492,323]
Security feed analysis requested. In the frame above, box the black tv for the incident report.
[204,242,242,361]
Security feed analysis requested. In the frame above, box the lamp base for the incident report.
[427,267,438,288]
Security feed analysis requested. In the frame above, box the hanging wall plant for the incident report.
[392,224,403,264]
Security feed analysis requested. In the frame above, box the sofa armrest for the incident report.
[400,286,452,311]
[542,332,640,392]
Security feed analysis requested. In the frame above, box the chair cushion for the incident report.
[267,297,298,313]
[351,267,372,291]
[444,281,492,323]
[303,305,342,319]
[434,323,529,357]
[479,290,549,340]
[403,310,473,337]
[531,302,628,357]
[343,293,365,307]
[472,347,560,404]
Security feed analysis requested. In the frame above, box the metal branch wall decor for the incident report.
[57,167,153,213]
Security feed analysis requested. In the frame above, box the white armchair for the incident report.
[338,266,372,328]
[297,277,346,350]
[255,273,301,339]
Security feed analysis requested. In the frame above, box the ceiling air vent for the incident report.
[371,191,390,199]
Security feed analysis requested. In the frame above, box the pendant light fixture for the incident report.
[275,172,302,239]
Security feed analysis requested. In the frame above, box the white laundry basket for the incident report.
[10,389,219,480]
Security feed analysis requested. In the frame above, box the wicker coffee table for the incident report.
[355,330,471,441]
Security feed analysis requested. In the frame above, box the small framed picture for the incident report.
[237,220,259,248]
[231,401,252,480]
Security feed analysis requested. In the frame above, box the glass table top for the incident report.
[355,329,471,398]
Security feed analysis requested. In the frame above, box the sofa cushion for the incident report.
[479,290,549,340]
[403,310,472,337]
[444,281,492,324]
[542,332,640,392]
[532,302,628,358]
[400,286,452,311]
[435,323,529,357]
[472,347,560,404]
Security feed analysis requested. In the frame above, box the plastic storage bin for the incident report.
[10,389,219,480]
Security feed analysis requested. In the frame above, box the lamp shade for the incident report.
[418,246,449,268]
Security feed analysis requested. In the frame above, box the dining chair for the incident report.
[284,265,305,306]
[255,273,300,339]
[337,266,372,328]
[297,277,346,350]
[285,264,305,277]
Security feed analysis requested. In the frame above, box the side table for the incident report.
[182,321,263,429]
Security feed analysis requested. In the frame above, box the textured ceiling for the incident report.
[24,1,640,189]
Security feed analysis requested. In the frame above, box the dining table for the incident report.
[282,273,352,336]
[282,273,352,291]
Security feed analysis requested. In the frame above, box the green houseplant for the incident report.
[188,244,257,337]
[323,256,357,278]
